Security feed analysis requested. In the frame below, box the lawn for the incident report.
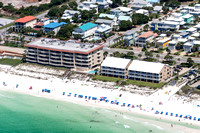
[0,22,14,30]
[0,58,21,66]
[93,75,165,89]
[126,80,165,89]
[93,75,123,82]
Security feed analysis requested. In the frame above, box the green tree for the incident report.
[0,2,3,8]
[132,13,149,25]
[119,20,132,31]
[145,51,153,59]
[103,51,108,57]
[68,1,78,10]
[187,57,194,65]
[57,24,76,40]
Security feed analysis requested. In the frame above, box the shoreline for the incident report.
[0,86,200,129]
[0,64,200,132]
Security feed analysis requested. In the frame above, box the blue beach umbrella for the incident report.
[180,115,183,118]
[128,104,131,107]
[189,116,192,120]
[170,113,173,116]
[160,111,163,114]
[176,114,178,117]
[194,117,196,120]
[166,112,168,115]
[198,118,200,121]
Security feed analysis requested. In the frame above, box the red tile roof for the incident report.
[15,16,37,23]
[138,31,157,38]
[34,22,44,26]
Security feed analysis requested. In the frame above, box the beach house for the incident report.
[128,60,173,83]
[43,22,67,34]
[101,57,131,79]
[61,10,81,22]
[123,30,137,46]
[135,31,158,47]
[183,42,194,52]
[95,24,112,37]
[156,37,171,48]
[131,0,152,10]
[14,16,37,32]
[0,46,25,59]
[78,1,98,13]
[25,38,104,71]
[95,19,114,28]
[72,22,98,39]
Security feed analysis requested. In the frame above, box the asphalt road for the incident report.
[103,47,200,64]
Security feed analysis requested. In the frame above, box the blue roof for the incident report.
[79,23,98,31]
[43,22,67,29]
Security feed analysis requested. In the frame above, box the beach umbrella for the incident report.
[176,114,178,117]
[184,115,188,119]
[160,111,163,114]
[105,100,109,102]
[88,96,91,99]
[194,117,196,120]
[116,102,119,105]
[198,118,200,121]
[180,115,183,118]
[123,103,125,106]
[74,94,77,97]
[155,111,159,114]
[111,101,114,104]
[128,104,131,107]
[170,113,173,116]
[166,112,168,115]
[189,116,192,120]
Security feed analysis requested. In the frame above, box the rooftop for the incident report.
[15,16,36,23]
[95,19,113,24]
[128,60,165,74]
[78,22,98,31]
[96,24,111,32]
[117,7,132,12]
[101,57,131,69]
[157,38,171,43]
[138,31,157,38]
[25,38,103,54]
[43,22,67,29]
[118,16,131,21]
[99,13,116,19]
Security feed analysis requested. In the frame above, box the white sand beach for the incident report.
[0,64,200,132]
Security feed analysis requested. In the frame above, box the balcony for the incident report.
[39,54,49,57]
[38,60,49,64]
[28,52,36,55]
[38,57,49,61]
[26,58,37,62]
[26,55,36,59]
[38,50,49,54]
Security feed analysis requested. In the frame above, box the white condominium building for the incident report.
[25,38,104,71]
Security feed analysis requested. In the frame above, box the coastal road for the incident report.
[103,47,200,64]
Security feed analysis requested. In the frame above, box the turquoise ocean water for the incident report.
[0,90,199,133]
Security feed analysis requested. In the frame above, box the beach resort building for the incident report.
[0,46,25,59]
[135,31,158,47]
[14,16,37,32]
[128,60,173,83]
[72,23,98,39]
[101,57,131,78]
[25,38,103,71]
